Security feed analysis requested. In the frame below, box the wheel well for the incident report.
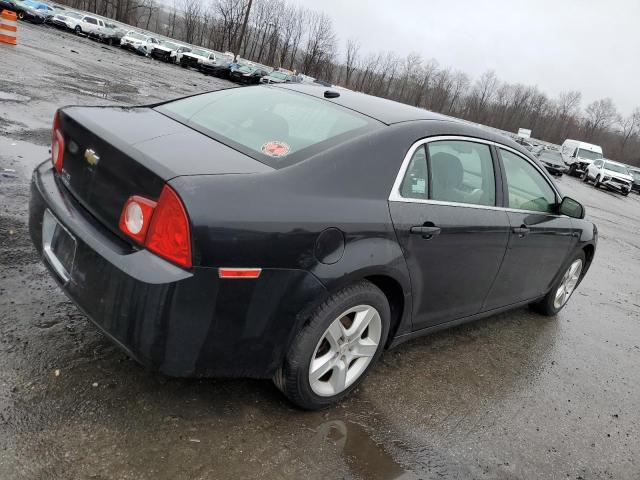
[365,275,405,348]
[582,244,595,273]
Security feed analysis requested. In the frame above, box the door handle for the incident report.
[512,225,530,237]
[410,225,441,238]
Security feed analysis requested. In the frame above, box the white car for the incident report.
[120,31,160,54]
[50,10,83,30]
[561,139,604,177]
[150,41,191,63]
[584,159,633,196]
[72,15,108,35]
[178,48,217,68]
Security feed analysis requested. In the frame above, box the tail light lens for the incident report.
[146,186,192,268]
[119,185,192,269]
[51,110,64,173]
[118,196,157,244]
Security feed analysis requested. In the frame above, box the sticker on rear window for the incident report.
[261,141,291,158]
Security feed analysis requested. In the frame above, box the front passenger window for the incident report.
[500,149,556,213]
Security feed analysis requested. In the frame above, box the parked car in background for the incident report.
[72,14,108,35]
[515,137,535,151]
[87,23,126,46]
[50,10,83,30]
[179,48,217,69]
[13,0,54,23]
[584,159,633,195]
[561,139,603,177]
[30,85,595,410]
[198,54,235,78]
[0,0,17,12]
[120,31,159,54]
[260,70,297,84]
[150,41,191,63]
[537,150,567,176]
[629,167,640,193]
[229,65,270,84]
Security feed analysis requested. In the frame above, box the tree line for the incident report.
[58,0,640,166]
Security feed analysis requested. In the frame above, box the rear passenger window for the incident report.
[500,149,556,213]
[427,140,496,206]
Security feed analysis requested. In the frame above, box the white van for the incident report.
[561,139,603,176]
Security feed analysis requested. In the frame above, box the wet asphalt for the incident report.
[1,23,639,480]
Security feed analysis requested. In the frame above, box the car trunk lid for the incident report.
[57,106,271,239]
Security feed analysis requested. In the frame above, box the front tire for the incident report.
[531,251,585,316]
[274,280,390,410]
[74,25,82,35]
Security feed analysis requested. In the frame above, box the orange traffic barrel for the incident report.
[0,9,17,45]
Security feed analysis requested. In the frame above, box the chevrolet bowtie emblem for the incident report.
[84,149,100,166]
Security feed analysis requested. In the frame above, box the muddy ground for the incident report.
[1,22,639,480]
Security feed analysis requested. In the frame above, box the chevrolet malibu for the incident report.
[29,85,596,409]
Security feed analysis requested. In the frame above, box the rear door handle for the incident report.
[512,225,530,237]
[410,226,441,238]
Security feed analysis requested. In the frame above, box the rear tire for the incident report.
[274,280,390,410]
[594,176,601,188]
[531,251,586,316]
[582,173,589,183]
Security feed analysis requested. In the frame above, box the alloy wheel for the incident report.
[553,258,583,309]
[309,305,382,397]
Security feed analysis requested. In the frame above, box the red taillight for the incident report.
[119,185,192,269]
[145,185,192,269]
[218,268,262,279]
[118,196,157,244]
[52,110,64,173]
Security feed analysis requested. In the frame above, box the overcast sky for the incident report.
[288,0,639,115]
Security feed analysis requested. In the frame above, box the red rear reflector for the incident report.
[118,196,157,244]
[52,110,64,173]
[218,268,262,279]
[145,185,192,269]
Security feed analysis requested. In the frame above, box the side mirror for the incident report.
[559,196,585,219]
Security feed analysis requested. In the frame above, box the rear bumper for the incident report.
[29,162,328,378]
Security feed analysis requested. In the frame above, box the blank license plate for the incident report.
[42,209,76,282]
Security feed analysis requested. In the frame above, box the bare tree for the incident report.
[583,98,618,141]
[617,108,640,156]
[344,38,360,88]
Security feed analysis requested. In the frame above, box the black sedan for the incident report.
[229,65,270,84]
[28,85,596,409]
[537,149,568,176]
[199,60,232,79]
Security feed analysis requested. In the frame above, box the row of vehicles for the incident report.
[514,133,639,196]
[3,0,322,88]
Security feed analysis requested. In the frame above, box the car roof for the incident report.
[274,84,451,125]
[602,159,627,167]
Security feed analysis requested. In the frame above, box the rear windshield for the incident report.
[540,150,562,162]
[156,87,379,167]
[127,32,147,41]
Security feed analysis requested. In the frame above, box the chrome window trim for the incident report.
[388,135,563,215]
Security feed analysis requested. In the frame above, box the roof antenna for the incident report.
[324,90,340,99]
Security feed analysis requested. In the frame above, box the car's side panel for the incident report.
[390,201,510,329]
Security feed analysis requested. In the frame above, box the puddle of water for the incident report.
[0,135,50,178]
[0,91,31,102]
[314,419,420,480]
